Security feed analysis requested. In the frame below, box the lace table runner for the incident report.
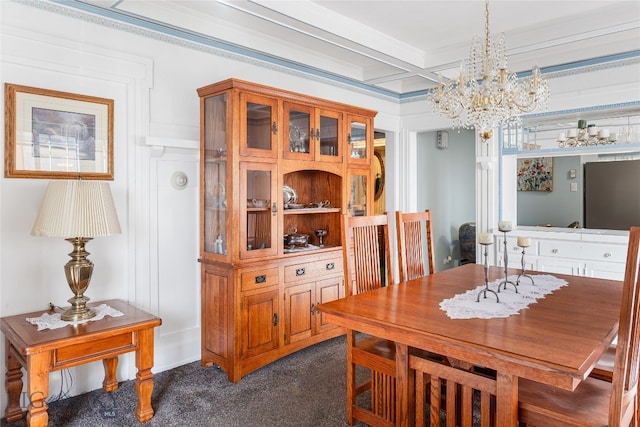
[439,274,568,319]
[26,304,125,331]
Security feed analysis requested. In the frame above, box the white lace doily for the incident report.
[439,274,568,319]
[26,304,125,331]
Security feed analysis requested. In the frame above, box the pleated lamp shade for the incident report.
[32,180,121,238]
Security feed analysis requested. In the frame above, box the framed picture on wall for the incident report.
[4,83,114,179]
[517,157,553,192]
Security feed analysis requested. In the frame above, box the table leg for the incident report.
[5,340,24,422]
[26,352,51,427]
[395,342,414,427]
[135,328,155,423]
[496,372,518,426]
[102,357,119,392]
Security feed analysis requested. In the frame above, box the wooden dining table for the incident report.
[316,263,622,427]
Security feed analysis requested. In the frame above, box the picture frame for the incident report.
[517,157,553,192]
[4,83,114,180]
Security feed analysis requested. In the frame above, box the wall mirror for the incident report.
[501,105,640,232]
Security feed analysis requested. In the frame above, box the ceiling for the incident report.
[74,0,640,98]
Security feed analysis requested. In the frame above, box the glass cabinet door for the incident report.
[347,116,371,165]
[284,103,313,159]
[203,93,228,257]
[240,93,278,158]
[240,162,278,258]
[347,169,369,216]
[317,109,342,163]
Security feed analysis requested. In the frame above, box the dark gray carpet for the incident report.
[1,336,368,427]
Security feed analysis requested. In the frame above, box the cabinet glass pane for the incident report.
[246,169,273,251]
[204,94,228,255]
[319,115,339,157]
[350,121,367,160]
[288,110,311,154]
[349,174,367,216]
[246,102,273,151]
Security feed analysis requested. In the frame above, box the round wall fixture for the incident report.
[171,171,189,190]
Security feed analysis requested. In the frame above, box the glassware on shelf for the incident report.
[314,228,328,247]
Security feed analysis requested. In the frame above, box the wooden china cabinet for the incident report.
[197,79,376,382]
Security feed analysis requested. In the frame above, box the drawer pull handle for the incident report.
[255,275,266,284]
[296,268,306,276]
[552,249,559,254]
[604,252,612,258]
[326,263,335,270]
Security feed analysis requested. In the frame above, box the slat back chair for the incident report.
[409,355,497,427]
[395,210,436,282]
[518,226,640,427]
[341,213,396,426]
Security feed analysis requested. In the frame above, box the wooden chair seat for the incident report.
[590,345,616,382]
[518,376,612,427]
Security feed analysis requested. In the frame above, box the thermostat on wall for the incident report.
[437,131,449,149]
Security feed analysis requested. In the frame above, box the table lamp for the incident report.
[31,180,121,321]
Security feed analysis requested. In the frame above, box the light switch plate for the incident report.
[570,182,578,192]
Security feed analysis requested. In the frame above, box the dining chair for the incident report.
[341,213,395,426]
[395,209,436,283]
[408,356,497,427]
[518,226,640,427]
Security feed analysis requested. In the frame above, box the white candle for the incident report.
[598,129,610,138]
[498,221,512,232]
[588,126,598,136]
[478,233,494,245]
[517,236,531,247]
[567,129,577,138]
[557,132,566,141]
[610,132,617,142]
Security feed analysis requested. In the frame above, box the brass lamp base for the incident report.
[61,237,97,322]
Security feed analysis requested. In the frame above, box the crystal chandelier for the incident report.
[426,0,549,142]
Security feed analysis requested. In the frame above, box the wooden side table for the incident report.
[1,299,162,426]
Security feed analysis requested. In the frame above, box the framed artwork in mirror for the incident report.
[4,83,114,180]
[517,157,553,192]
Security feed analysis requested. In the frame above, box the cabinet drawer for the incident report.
[284,257,343,283]
[539,240,582,259]
[580,242,627,263]
[240,267,279,292]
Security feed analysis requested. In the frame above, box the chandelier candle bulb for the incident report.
[498,221,512,232]
[517,236,531,247]
[478,233,494,245]
[567,129,578,138]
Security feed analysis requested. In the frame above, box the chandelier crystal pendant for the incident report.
[426,0,549,142]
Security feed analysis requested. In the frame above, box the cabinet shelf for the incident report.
[284,207,340,215]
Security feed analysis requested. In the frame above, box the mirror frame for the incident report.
[373,151,385,201]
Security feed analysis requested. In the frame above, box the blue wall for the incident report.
[417,129,476,270]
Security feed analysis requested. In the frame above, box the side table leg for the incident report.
[5,340,24,422]
[26,352,50,427]
[135,328,155,423]
[102,357,119,392]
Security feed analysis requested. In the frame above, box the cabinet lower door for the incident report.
[284,283,314,345]
[241,290,279,359]
[315,277,343,334]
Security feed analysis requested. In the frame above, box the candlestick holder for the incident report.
[498,230,518,293]
[516,244,534,286]
[477,242,499,303]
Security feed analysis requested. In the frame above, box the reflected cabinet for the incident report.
[198,79,376,382]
